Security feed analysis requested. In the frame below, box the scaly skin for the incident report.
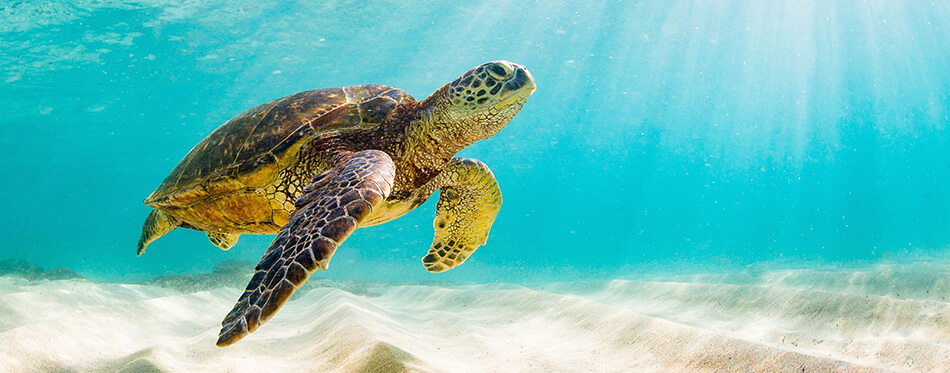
[419,158,503,273]
[217,150,394,347]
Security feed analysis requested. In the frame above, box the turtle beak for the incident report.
[493,62,536,110]
[517,65,537,93]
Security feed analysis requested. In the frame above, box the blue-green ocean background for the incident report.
[1,1,948,284]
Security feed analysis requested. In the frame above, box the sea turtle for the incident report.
[137,61,536,346]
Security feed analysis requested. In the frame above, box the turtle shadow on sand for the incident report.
[141,259,454,297]
[141,259,257,293]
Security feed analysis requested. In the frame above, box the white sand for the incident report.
[0,263,947,372]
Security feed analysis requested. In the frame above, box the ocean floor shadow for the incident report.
[141,259,454,297]
[0,258,84,282]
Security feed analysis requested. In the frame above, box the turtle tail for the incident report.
[137,209,180,256]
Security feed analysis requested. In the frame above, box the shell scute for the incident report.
[146,85,413,208]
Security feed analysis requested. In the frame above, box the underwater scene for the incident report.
[1,0,949,371]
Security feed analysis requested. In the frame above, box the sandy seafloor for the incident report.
[0,260,948,372]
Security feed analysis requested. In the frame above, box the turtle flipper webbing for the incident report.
[422,158,502,273]
[136,209,180,256]
[216,150,395,347]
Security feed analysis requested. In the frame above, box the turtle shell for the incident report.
[145,84,415,210]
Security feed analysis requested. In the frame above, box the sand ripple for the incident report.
[0,264,947,372]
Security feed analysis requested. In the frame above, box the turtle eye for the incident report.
[486,62,512,80]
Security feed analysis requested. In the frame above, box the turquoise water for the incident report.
[1,1,948,284]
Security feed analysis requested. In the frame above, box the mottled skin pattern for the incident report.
[136,61,536,346]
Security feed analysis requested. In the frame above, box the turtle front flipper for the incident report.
[422,158,502,273]
[216,149,395,347]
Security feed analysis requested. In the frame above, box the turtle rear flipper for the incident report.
[137,209,181,256]
[216,149,395,347]
[422,158,502,273]
[207,232,240,250]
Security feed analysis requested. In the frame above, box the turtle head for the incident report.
[425,61,536,144]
